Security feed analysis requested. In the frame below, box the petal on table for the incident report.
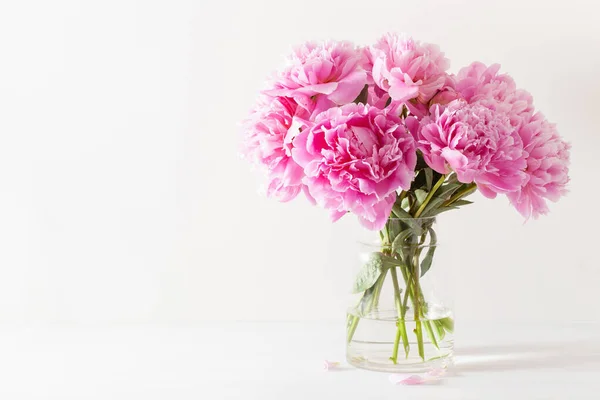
[323,360,340,371]
[389,374,426,385]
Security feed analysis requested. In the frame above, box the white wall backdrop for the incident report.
[0,0,598,325]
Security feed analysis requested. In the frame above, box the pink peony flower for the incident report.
[507,112,570,218]
[292,104,417,230]
[243,96,309,202]
[369,33,450,104]
[265,41,367,116]
[418,101,527,198]
[429,74,459,106]
[455,62,534,127]
[389,368,447,385]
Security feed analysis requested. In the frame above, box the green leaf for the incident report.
[423,205,459,217]
[425,168,433,191]
[351,252,384,294]
[414,189,428,206]
[420,197,447,217]
[386,223,401,244]
[446,173,459,184]
[420,228,437,277]
[451,199,474,207]
[400,196,410,210]
[358,285,377,315]
[391,205,412,219]
[390,206,424,235]
[436,182,462,200]
[440,317,454,333]
[352,253,402,294]
[391,230,412,254]
[381,254,404,269]
[434,319,446,341]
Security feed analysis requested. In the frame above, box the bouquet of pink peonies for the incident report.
[242,33,570,371]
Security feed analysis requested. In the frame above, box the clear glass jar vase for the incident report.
[346,217,454,373]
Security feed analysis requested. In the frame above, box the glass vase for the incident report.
[346,217,454,373]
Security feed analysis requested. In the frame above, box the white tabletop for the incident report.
[0,321,598,399]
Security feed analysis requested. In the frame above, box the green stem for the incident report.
[412,248,425,361]
[389,267,409,363]
[400,270,412,318]
[400,234,425,311]
[381,225,390,244]
[415,174,446,218]
[398,257,428,361]
[424,320,439,350]
[372,268,387,310]
[399,256,418,318]
[401,263,438,358]
[346,315,360,343]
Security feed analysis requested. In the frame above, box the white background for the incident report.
[0,0,598,328]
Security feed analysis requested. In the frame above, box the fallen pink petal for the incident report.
[389,373,427,385]
[389,369,447,385]
[389,374,427,385]
[323,360,341,371]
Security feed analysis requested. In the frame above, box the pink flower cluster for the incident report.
[417,62,570,218]
[243,33,570,228]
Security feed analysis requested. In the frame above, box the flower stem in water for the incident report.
[389,267,409,363]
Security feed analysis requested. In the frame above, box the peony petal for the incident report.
[476,183,496,199]
[267,179,301,202]
[401,376,427,385]
[302,185,317,205]
[388,80,419,102]
[323,360,341,371]
[357,193,396,230]
[311,96,336,118]
[328,70,367,104]
[389,368,447,385]
[389,374,426,385]
[388,373,412,384]
[406,101,429,118]
[330,210,347,223]
[404,116,420,139]
[441,148,468,171]
[294,82,339,96]
[282,160,305,186]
